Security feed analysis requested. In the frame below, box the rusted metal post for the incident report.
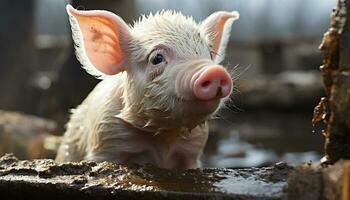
[314,0,350,164]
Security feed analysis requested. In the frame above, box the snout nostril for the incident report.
[201,80,211,88]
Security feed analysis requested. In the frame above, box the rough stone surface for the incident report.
[287,164,323,200]
[287,161,350,200]
[323,160,350,200]
[0,155,349,199]
[0,154,292,200]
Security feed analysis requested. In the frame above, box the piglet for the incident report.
[56,5,239,169]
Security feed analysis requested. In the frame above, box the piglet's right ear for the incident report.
[66,5,131,78]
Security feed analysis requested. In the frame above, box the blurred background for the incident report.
[0,0,336,167]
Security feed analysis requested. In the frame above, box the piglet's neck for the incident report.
[115,107,186,136]
[113,75,184,136]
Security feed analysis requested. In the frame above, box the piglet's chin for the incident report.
[183,98,221,116]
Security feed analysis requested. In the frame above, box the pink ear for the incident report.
[201,11,239,63]
[66,5,131,77]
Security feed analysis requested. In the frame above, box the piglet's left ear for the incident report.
[201,11,239,64]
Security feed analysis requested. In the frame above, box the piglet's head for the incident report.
[66,5,239,130]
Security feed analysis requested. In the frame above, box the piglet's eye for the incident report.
[151,53,166,65]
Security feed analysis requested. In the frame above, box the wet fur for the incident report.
[56,74,208,168]
[56,9,238,169]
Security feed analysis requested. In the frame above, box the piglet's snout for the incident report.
[193,66,232,100]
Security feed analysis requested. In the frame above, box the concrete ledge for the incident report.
[0,154,291,200]
[1,154,349,200]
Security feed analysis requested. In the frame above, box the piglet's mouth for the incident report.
[183,98,221,115]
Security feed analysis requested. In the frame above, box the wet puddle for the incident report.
[203,110,323,168]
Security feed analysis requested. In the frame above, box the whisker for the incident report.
[212,112,232,124]
[227,64,251,82]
